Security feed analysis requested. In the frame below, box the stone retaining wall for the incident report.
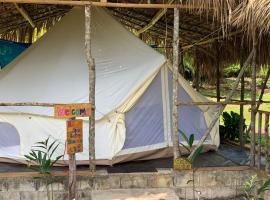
[0,167,269,200]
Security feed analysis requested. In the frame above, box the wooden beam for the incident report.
[135,0,174,35]
[172,7,181,160]
[14,3,35,28]
[0,0,210,9]
[182,30,242,50]
[0,102,55,107]
[177,101,258,106]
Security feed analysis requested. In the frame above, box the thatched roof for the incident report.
[0,0,269,80]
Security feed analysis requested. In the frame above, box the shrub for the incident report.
[24,137,63,174]
[219,111,246,142]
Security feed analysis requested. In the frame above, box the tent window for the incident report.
[123,72,164,149]
[0,122,20,156]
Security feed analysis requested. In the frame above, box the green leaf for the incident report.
[48,140,57,153]
[188,134,194,148]
[24,155,36,162]
[191,145,203,163]
[49,143,60,159]
[44,137,49,147]
[258,180,270,194]
[179,130,189,144]
[52,155,63,165]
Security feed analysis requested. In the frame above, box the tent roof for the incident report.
[0,1,269,76]
[0,7,165,120]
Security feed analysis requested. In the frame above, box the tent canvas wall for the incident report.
[0,7,219,165]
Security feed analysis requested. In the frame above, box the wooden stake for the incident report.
[188,49,255,160]
[193,54,200,91]
[257,112,262,170]
[85,5,96,172]
[215,43,221,102]
[172,7,181,159]
[68,153,76,200]
[239,45,245,148]
[265,113,269,173]
[250,30,257,167]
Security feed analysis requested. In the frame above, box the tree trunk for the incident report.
[250,30,258,167]
[172,8,181,159]
[188,49,255,160]
[85,5,96,172]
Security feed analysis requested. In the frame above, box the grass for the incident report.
[199,77,270,126]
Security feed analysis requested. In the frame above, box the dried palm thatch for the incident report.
[0,0,270,83]
[232,0,270,36]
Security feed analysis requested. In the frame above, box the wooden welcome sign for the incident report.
[54,103,91,118]
[66,119,83,154]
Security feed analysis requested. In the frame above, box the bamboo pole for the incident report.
[0,0,209,9]
[257,112,262,170]
[14,3,35,28]
[265,113,269,173]
[188,49,255,160]
[239,45,245,149]
[177,101,257,106]
[0,102,55,106]
[182,30,242,50]
[172,7,181,160]
[250,30,258,167]
[85,5,96,173]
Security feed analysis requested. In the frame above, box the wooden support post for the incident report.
[68,153,76,200]
[239,46,245,148]
[172,7,181,159]
[216,43,221,102]
[246,68,270,135]
[265,113,269,173]
[257,112,262,170]
[194,59,200,91]
[85,5,96,172]
[250,31,257,167]
[188,49,255,160]
[179,47,184,75]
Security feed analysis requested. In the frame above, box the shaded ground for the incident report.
[0,144,249,173]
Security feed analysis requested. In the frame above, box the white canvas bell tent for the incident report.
[0,7,219,165]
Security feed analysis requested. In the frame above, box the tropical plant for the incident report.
[24,137,63,174]
[179,130,203,164]
[178,130,203,200]
[219,111,247,142]
[244,175,270,200]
